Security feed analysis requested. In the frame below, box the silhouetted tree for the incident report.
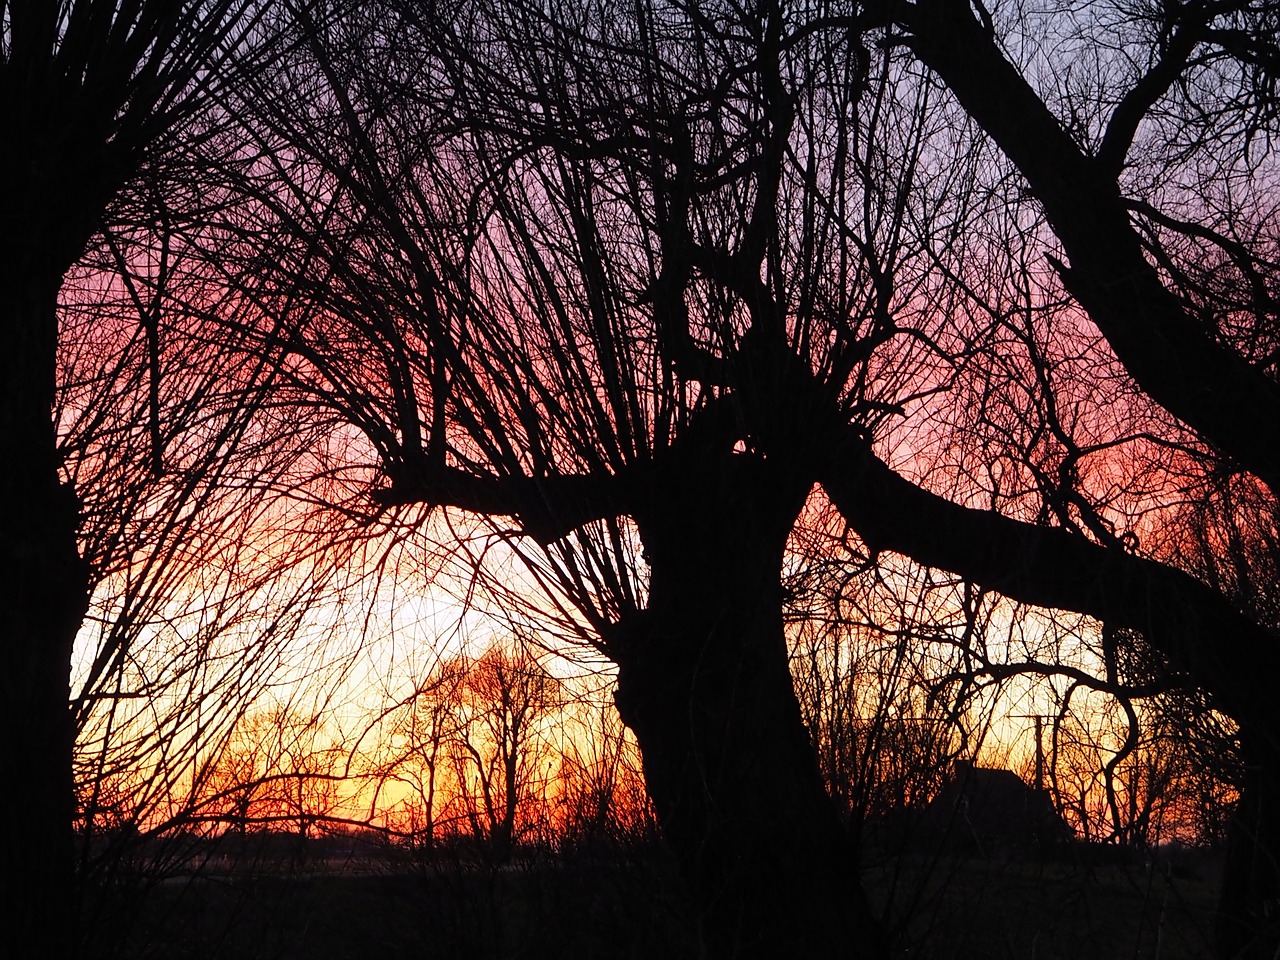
[447,643,560,863]
[200,0,1280,955]
[0,1,289,949]
[832,3,1280,953]
[376,655,468,852]
[218,0,960,951]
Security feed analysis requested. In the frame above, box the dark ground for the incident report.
[84,845,1219,960]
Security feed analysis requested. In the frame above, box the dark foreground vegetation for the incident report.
[87,840,1219,960]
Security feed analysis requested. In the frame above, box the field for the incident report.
[867,853,1219,959]
[84,844,1220,960]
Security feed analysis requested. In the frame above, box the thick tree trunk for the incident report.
[614,450,884,959]
[1,275,91,958]
[1216,734,1280,960]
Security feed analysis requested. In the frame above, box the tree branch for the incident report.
[373,460,648,546]
[895,0,1280,496]
[819,426,1280,734]
[1096,19,1199,174]
[375,392,748,543]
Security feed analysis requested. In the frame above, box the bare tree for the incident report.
[214,0,965,950]
[444,642,561,863]
[0,1,307,947]
[375,656,469,852]
[817,3,1280,953]
[182,0,1280,955]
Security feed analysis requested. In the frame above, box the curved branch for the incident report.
[894,0,1280,495]
[1097,19,1200,174]
[819,426,1280,735]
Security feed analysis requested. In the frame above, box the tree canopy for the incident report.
[188,0,1280,954]
[13,0,1280,957]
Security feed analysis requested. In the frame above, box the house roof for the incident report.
[923,762,1073,850]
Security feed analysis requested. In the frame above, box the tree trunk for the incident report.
[1,273,91,958]
[1216,733,1280,960]
[614,449,884,960]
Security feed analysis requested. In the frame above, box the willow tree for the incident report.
[1,1,289,950]
[842,2,1280,955]
[225,0,1280,956]
[225,0,957,953]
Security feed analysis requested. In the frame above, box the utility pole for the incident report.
[1012,713,1059,853]
[1012,714,1051,792]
